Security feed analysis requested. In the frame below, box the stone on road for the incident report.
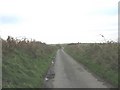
[52,49,109,88]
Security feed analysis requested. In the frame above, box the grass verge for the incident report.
[2,36,57,88]
[64,43,118,87]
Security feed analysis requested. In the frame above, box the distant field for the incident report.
[2,36,57,88]
[64,43,118,87]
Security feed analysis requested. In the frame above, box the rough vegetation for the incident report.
[2,36,57,88]
[64,42,118,87]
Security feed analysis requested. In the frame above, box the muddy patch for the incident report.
[42,57,56,88]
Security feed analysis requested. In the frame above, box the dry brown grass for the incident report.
[2,36,57,88]
[65,42,118,87]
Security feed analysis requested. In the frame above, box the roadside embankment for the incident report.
[64,43,118,87]
[2,36,57,88]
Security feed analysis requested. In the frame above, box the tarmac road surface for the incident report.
[52,49,111,88]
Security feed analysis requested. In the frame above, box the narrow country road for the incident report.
[52,49,110,88]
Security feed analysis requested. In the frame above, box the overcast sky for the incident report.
[0,0,119,44]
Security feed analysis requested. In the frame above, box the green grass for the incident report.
[2,37,57,88]
[64,43,118,87]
